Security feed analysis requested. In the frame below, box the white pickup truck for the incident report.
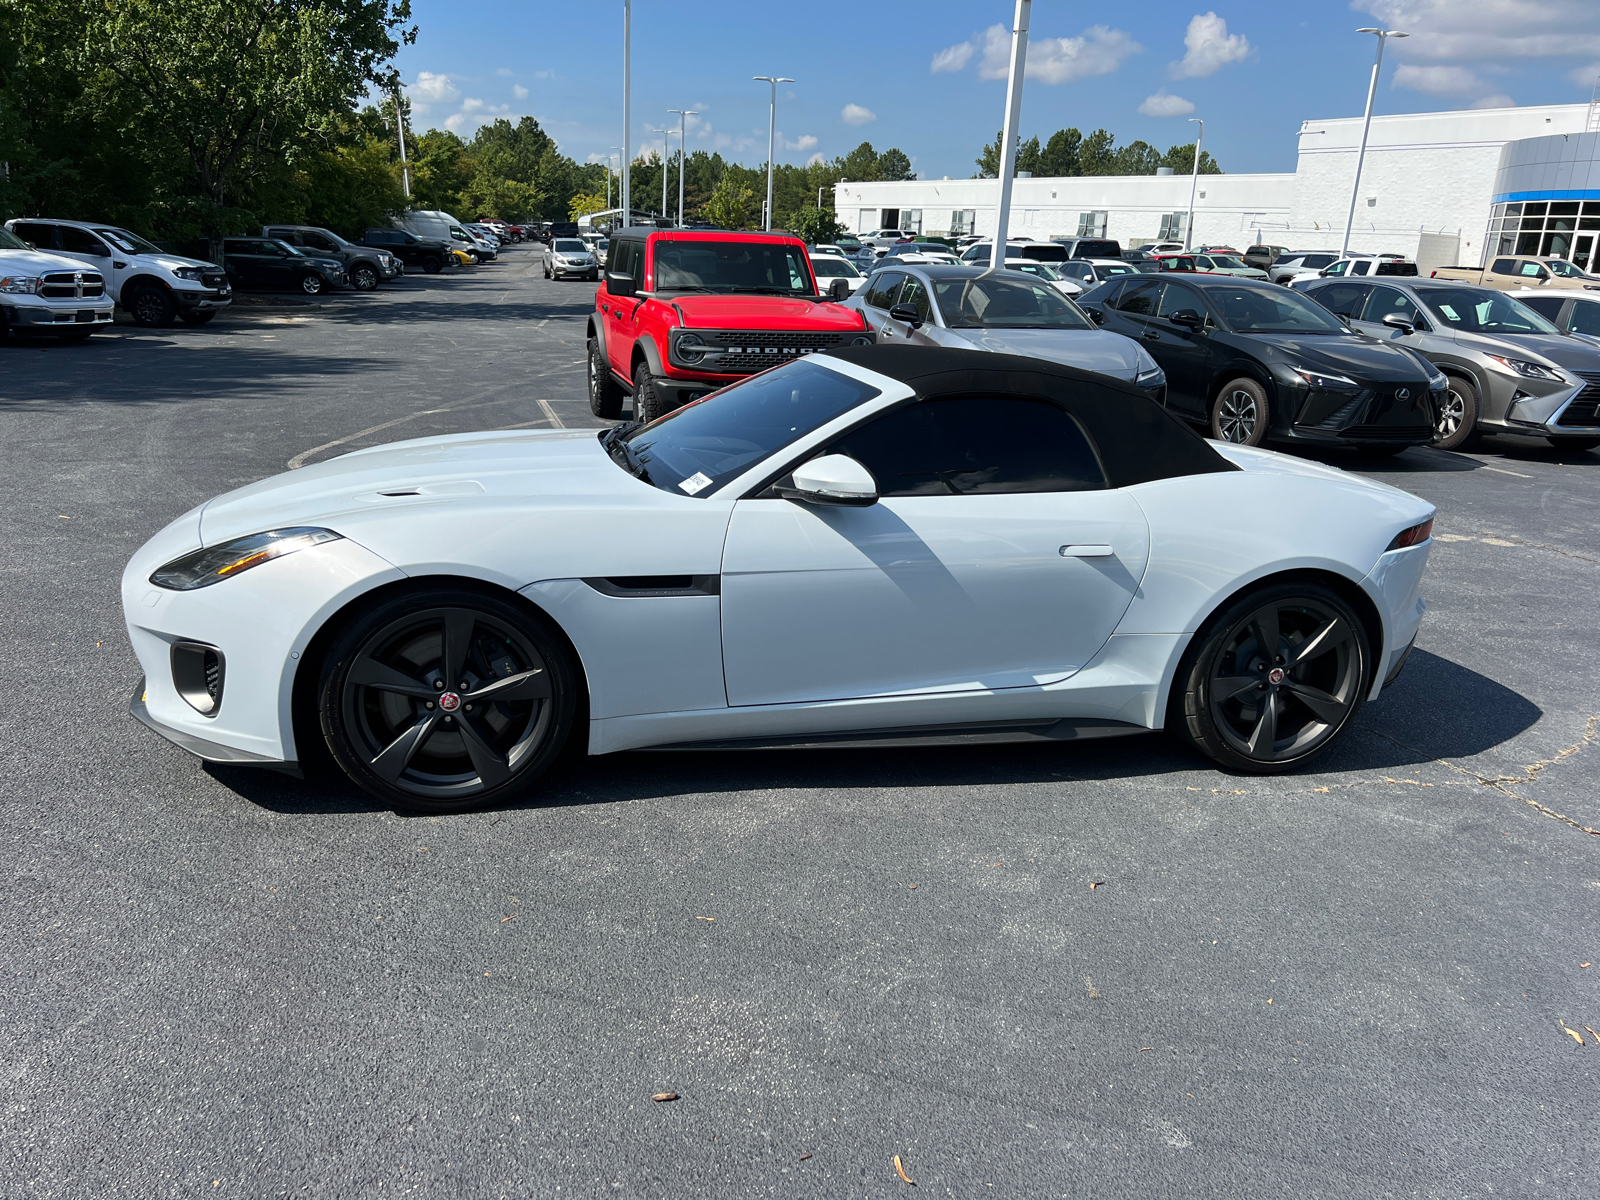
[4,217,232,326]
[0,224,116,340]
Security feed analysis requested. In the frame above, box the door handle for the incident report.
[1060,544,1114,557]
[1142,329,1161,340]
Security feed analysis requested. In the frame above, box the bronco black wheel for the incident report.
[634,360,669,422]
[588,338,624,419]
[1173,582,1370,773]
[319,588,576,813]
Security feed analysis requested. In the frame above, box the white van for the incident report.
[395,210,495,263]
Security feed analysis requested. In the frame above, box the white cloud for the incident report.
[496,67,512,77]
[841,103,877,125]
[1569,61,1600,87]
[1171,12,1251,78]
[975,23,1142,84]
[444,113,467,132]
[807,152,826,166]
[410,71,459,103]
[931,40,975,73]
[1139,90,1196,117]
[787,133,819,152]
[1469,94,1517,108]
[461,97,485,114]
[1392,63,1484,95]
[513,84,529,100]
[1355,0,1600,60]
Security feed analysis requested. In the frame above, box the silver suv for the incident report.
[1300,276,1600,452]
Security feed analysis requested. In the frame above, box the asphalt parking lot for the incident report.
[3,242,1598,1198]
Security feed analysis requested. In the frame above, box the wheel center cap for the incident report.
[438,691,462,712]
[1267,668,1285,685]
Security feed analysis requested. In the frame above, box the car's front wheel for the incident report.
[127,286,176,327]
[1210,378,1271,446]
[634,361,669,422]
[588,338,624,419]
[423,255,443,275]
[1172,581,1370,773]
[351,263,379,290]
[1433,374,1481,450]
[319,587,577,814]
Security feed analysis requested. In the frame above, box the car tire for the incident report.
[127,286,177,327]
[299,272,326,296]
[1210,378,1271,446]
[318,585,578,814]
[178,312,216,326]
[634,360,669,423]
[1171,580,1371,774]
[1433,374,1482,450]
[422,255,443,275]
[1548,436,1600,452]
[351,263,380,290]
[588,338,624,420]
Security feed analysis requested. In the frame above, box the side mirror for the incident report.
[1382,312,1415,334]
[1085,306,1106,325]
[1535,269,1551,282]
[829,278,851,301]
[780,454,878,507]
[888,302,924,330]
[606,271,637,297]
[1170,309,1203,330]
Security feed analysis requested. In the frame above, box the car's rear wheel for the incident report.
[588,338,624,419]
[299,272,326,296]
[319,587,577,814]
[1549,436,1600,452]
[1172,581,1370,774]
[351,263,379,290]
[634,360,669,422]
[1433,374,1481,450]
[127,286,176,327]
[1210,378,1271,446]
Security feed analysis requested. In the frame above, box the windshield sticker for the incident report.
[1437,305,1460,321]
[678,471,713,495]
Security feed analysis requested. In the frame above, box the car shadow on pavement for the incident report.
[212,648,1540,817]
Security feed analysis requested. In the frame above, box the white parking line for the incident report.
[536,397,564,427]
[1482,466,1533,478]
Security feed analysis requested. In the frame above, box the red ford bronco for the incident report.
[586,228,874,421]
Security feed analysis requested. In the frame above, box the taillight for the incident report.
[1386,518,1433,551]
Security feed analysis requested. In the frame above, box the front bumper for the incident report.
[173,286,232,311]
[1282,378,1441,446]
[130,679,301,774]
[2,300,115,328]
[1502,371,1600,436]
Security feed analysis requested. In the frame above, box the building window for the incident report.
[1076,210,1108,237]
[1157,212,1186,240]
[901,209,922,234]
[950,209,976,235]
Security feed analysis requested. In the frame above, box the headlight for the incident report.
[173,267,204,282]
[1426,369,1448,389]
[1136,365,1166,388]
[0,276,40,294]
[674,331,708,364]
[1486,354,1561,381]
[1291,368,1360,390]
[850,334,874,346]
[150,527,342,591]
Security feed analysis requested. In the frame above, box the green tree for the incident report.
[701,170,753,229]
[1037,128,1082,177]
[1160,141,1223,175]
[1078,129,1118,175]
[1016,135,1042,175]
[569,191,608,221]
[1112,140,1161,175]
[68,0,416,261]
[783,204,844,245]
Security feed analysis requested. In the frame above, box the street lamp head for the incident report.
[1356,27,1408,36]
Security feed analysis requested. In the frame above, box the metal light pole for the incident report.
[754,76,795,231]
[1183,118,1204,251]
[393,88,411,199]
[608,147,622,210]
[621,0,631,227]
[990,0,1031,262]
[647,127,673,219]
[1343,27,1408,257]
[669,108,698,228]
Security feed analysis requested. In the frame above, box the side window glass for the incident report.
[1570,301,1600,336]
[1117,279,1165,316]
[305,233,337,252]
[1490,258,1515,274]
[1325,261,1347,276]
[60,227,109,255]
[866,272,904,309]
[1156,284,1202,323]
[12,222,55,248]
[827,397,1107,496]
[1350,260,1371,276]
[1313,283,1366,318]
[1362,286,1418,323]
[898,277,933,321]
[1519,261,1543,276]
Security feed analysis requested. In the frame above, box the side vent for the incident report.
[171,641,225,716]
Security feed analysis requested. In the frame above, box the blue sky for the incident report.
[395,1,1600,178]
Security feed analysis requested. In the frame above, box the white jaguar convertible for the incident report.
[124,346,1435,813]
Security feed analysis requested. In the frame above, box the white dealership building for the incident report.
[834,101,1600,273]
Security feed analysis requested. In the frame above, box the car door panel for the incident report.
[1148,283,1215,418]
[720,491,1150,706]
[605,240,643,379]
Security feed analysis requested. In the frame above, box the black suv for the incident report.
[263,225,399,290]
[362,227,453,275]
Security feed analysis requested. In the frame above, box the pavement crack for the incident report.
[1371,714,1600,836]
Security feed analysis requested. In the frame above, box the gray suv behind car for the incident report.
[1300,276,1600,452]
[262,225,400,290]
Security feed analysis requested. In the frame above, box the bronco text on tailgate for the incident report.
[586,228,874,422]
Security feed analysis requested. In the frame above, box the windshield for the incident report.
[932,276,1092,329]
[811,258,861,278]
[94,227,162,255]
[617,359,881,494]
[273,241,307,257]
[1545,259,1587,277]
[1295,254,1337,270]
[1097,263,1135,277]
[653,239,813,294]
[1208,255,1247,269]
[1209,286,1349,334]
[1423,288,1561,334]
[0,227,30,251]
[1010,262,1062,280]
[553,239,586,252]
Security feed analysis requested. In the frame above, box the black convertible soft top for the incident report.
[820,344,1237,488]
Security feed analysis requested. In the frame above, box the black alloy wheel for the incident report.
[1432,374,1481,450]
[588,338,624,419]
[634,360,669,422]
[351,263,380,290]
[1210,378,1270,446]
[128,286,177,327]
[299,272,327,296]
[423,255,443,275]
[179,311,216,326]
[319,588,576,813]
[1173,582,1369,773]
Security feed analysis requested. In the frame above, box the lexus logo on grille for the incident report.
[1395,387,1411,400]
